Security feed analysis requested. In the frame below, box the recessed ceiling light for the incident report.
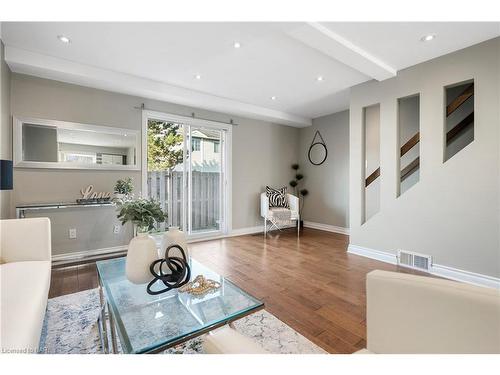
[233,41,241,49]
[271,96,277,100]
[317,76,324,82]
[195,74,202,80]
[57,35,71,44]
[420,34,436,42]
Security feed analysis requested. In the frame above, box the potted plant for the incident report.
[116,197,167,284]
[289,164,309,228]
[114,177,134,200]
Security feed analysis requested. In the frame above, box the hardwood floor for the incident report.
[49,263,99,298]
[49,228,425,353]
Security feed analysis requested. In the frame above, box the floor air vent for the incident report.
[397,250,432,271]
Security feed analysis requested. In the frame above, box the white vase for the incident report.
[159,227,189,270]
[126,232,158,284]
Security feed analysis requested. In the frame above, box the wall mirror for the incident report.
[308,130,328,165]
[13,117,140,170]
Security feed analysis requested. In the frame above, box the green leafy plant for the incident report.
[116,197,167,233]
[114,177,134,195]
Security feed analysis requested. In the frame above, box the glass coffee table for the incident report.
[96,257,264,354]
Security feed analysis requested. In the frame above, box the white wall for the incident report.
[349,37,500,278]
[10,73,299,255]
[298,110,350,228]
[232,117,299,228]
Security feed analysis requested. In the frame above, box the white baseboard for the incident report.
[229,223,297,237]
[347,244,500,289]
[303,221,350,235]
[229,225,265,237]
[52,245,128,265]
[347,244,397,264]
[430,264,500,289]
[229,222,348,238]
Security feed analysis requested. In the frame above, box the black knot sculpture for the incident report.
[146,244,191,295]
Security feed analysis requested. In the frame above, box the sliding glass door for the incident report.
[146,119,185,231]
[144,112,229,237]
[188,126,223,234]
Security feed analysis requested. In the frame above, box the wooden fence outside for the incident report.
[147,170,220,232]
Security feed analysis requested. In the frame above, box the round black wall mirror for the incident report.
[308,131,328,166]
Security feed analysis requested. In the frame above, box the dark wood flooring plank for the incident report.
[60,267,78,296]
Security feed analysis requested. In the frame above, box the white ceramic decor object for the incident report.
[125,232,158,284]
[159,227,189,270]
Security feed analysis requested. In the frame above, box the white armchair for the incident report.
[260,192,300,236]
[356,270,500,354]
[1,218,52,352]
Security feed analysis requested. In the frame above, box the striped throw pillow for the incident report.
[266,186,289,208]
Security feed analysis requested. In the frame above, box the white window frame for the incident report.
[141,110,232,239]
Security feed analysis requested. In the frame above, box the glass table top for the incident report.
[96,257,263,353]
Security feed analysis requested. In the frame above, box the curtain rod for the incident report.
[134,103,238,126]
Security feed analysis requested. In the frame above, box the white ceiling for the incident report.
[320,22,500,71]
[2,22,499,127]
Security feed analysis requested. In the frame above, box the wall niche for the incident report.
[398,94,420,196]
[363,104,380,223]
[444,80,474,161]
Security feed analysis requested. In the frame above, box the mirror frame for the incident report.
[13,116,141,170]
[308,142,328,166]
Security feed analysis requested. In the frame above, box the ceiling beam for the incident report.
[288,22,397,81]
[5,46,312,128]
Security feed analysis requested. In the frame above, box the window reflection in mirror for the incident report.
[22,124,59,162]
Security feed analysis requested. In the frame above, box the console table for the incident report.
[16,202,115,218]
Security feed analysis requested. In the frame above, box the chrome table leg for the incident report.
[108,302,118,354]
[98,277,110,353]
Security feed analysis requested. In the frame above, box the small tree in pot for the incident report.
[116,197,167,284]
[114,177,134,200]
[289,164,308,228]
[116,197,166,234]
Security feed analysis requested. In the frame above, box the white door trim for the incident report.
[141,110,232,237]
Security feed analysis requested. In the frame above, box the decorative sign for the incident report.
[77,185,112,204]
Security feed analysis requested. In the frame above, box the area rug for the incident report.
[39,289,326,354]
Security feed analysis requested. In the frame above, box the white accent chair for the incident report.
[260,192,300,237]
[356,270,500,354]
[0,218,52,353]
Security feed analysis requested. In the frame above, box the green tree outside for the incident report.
[147,120,184,171]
